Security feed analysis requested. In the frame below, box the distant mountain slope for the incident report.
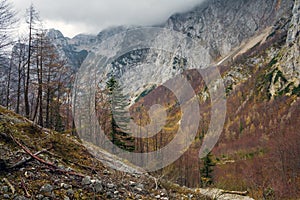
[128,1,300,198]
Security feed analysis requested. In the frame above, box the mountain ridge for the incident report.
[42,0,295,103]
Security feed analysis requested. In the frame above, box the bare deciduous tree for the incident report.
[24,4,40,118]
[0,0,17,53]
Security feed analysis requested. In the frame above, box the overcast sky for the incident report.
[10,0,203,38]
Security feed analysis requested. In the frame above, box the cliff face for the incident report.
[45,29,90,71]
[281,0,300,86]
[166,0,293,60]
[287,0,300,44]
[266,0,300,96]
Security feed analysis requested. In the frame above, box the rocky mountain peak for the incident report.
[287,0,300,44]
[165,0,293,60]
[280,0,300,86]
[96,26,135,42]
[46,28,65,40]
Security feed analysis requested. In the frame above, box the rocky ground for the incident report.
[0,105,255,200]
[0,106,211,200]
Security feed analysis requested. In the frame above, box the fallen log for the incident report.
[8,149,47,169]
[221,190,249,196]
[9,134,85,178]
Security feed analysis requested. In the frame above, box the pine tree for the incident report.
[200,151,215,187]
[106,77,134,152]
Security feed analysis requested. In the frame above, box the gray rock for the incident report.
[129,181,136,186]
[2,186,8,193]
[24,171,34,179]
[281,0,300,86]
[36,194,44,200]
[5,0,294,140]
[40,184,53,194]
[14,196,29,200]
[160,189,167,196]
[46,29,90,70]
[170,193,177,198]
[167,0,292,58]
[107,183,115,189]
[81,176,91,185]
[287,0,300,44]
[135,187,143,192]
[137,183,144,189]
[64,196,70,200]
[66,189,74,197]
[114,191,119,194]
[94,180,103,193]
[3,194,10,199]
[61,183,72,189]
[106,191,113,198]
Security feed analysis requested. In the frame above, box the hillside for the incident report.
[0,105,259,199]
[126,1,300,199]
[0,105,213,199]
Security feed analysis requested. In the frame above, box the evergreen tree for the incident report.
[200,151,215,187]
[106,77,134,152]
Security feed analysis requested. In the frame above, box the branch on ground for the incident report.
[9,133,85,178]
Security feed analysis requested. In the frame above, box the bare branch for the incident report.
[3,178,15,194]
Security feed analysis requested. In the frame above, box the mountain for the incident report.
[127,1,299,198]
[166,0,293,59]
[45,29,91,70]
[44,26,135,71]
[45,0,295,103]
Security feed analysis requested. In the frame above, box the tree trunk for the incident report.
[45,67,51,128]
[5,58,12,109]
[38,40,43,126]
[16,58,22,114]
[24,12,33,118]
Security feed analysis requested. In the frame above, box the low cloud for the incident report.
[11,0,203,37]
